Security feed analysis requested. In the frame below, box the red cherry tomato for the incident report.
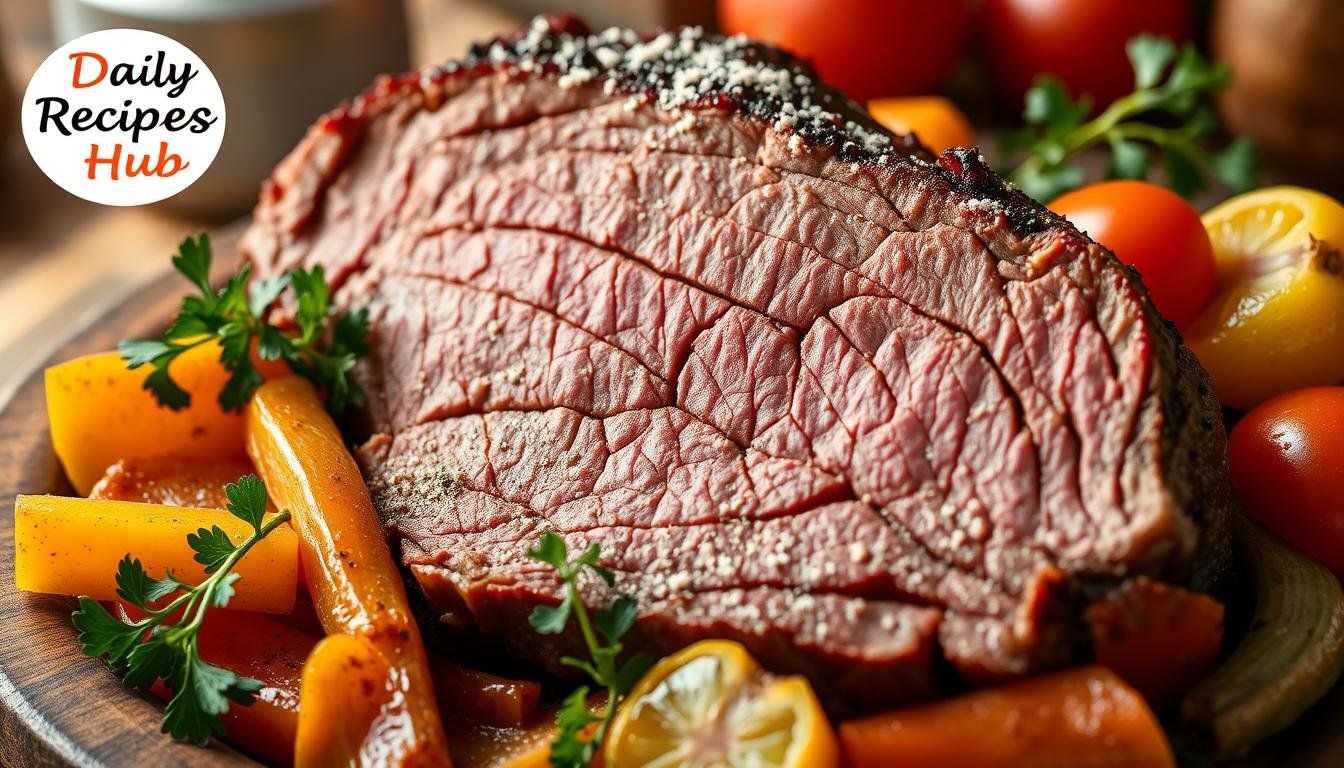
[1228,387,1344,571]
[980,0,1193,110]
[1049,181,1215,329]
[718,0,974,100]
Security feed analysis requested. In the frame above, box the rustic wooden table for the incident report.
[0,0,522,404]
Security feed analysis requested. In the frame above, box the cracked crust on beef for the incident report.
[241,15,1231,710]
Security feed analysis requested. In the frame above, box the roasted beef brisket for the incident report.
[242,16,1231,710]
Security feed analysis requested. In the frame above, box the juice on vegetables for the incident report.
[840,666,1174,768]
[13,495,297,614]
[246,376,452,767]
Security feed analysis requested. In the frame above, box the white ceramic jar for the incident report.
[51,0,410,216]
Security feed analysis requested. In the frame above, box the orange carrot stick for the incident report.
[246,377,451,767]
[839,666,1176,768]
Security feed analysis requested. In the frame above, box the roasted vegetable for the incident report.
[90,456,256,509]
[246,376,451,767]
[45,345,262,495]
[868,96,975,154]
[1084,577,1224,708]
[1182,516,1344,757]
[839,666,1174,768]
[1186,187,1344,410]
[13,494,297,613]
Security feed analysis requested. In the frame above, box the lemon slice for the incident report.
[1186,186,1344,410]
[606,640,838,768]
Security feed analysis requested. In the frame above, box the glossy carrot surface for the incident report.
[246,376,451,767]
[839,665,1176,768]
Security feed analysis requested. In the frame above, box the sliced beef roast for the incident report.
[242,16,1231,709]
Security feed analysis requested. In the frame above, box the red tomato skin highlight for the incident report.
[1050,181,1216,330]
[1228,387,1344,572]
[718,0,973,100]
[979,0,1193,110]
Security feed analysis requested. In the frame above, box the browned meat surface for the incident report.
[242,16,1231,710]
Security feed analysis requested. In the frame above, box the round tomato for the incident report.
[718,0,974,100]
[980,0,1193,110]
[1228,387,1344,571]
[1049,181,1215,329]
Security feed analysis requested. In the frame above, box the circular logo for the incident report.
[21,29,225,207]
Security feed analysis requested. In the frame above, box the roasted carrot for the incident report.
[431,656,541,728]
[13,495,297,613]
[144,610,311,766]
[90,456,257,509]
[1085,577,1225,708]
[839,665,1175,768]
[246,376,451,767]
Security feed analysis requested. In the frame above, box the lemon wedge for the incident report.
[1186,186,1344,410]
[605,640,838,768]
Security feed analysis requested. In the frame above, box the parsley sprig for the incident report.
[1002,35,1258,201]
[71,475,292,746]
[527,531,653,768]
[119,233,370,413]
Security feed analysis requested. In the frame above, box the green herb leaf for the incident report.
[527,532,644,768]
[528,597,572,635]
[188,526,236,575]
[1004,34,1257,200]
[224,473,267,532]
[119,233,369,413]
[1210,136,1259,192]
[1107,136,1149,180]
[613,653,655,696]
[123,635,176,690]
[551,687,600,767]
[171,233,213,296]
[527,530,569,571]
[1127,36,1176,90]
[72,475,292,748]
[595,596,639,645]
[71,597,142,667]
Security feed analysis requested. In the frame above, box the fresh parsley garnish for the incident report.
[71,475,292,746]
[527,531,652,768]
[1002,35,1258,201]
[119,232,370,413]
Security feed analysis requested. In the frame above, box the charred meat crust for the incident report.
[241,16,1231,710]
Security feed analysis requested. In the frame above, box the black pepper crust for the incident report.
[428,14,1055,234]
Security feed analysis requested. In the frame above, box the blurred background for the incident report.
[0,0,1340,402]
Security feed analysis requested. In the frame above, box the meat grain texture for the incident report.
[243,16,1231,710]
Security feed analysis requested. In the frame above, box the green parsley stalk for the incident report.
[72,475,291,745]
[1002,35,1258,201]
[526,531,653,768]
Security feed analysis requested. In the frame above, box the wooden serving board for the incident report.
[0,226,257,767]
[2,225,1343,767]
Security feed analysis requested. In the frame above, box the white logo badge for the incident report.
[21,28,226,207]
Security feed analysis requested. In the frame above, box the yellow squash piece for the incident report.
[606,640,838,768]
[46,344,251,495]
[1186,187,1344,410]
[13,495,297,613]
